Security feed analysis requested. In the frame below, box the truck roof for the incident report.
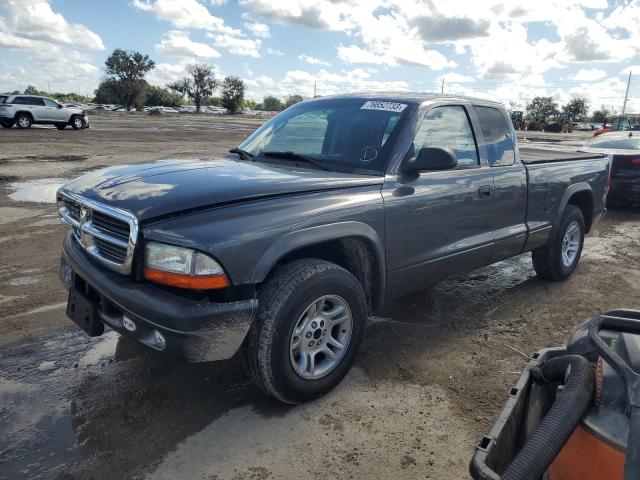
[305,92,505,107]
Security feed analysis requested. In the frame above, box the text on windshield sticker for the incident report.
[360,101,407,112]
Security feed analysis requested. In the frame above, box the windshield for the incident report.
[236,98,412,174]
[584,133,640,150]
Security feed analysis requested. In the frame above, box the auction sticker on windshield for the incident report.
[360,101,408,112]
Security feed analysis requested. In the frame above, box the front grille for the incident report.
[92,210,130,241]
[57,191,138,275]
[64,200,81,221]
[93,237,128,263]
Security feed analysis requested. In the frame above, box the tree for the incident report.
[525,96,559,120]
[104,49,155,110]
[94,78,127,104]
[169,63,217,113]
[221,76,245,114]
[284,95,304,108]
[144,85,183,107]
[263,95,283,111]
[562,97,589,121]
[592,105,611,125]
[24,85,39,95]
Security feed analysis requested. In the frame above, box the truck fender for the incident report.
[548,182,593,242]
[251,221,386,305]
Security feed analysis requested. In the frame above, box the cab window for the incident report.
[474,106,516,166]
[413,106,479,168]
[43,98,59,108]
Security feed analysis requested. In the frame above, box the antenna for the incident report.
[622,71,631,115]
[313,80,317,97]
[441,77,444,94]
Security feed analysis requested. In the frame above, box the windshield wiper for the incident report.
[229,148,255,161]
[261,151,336,172]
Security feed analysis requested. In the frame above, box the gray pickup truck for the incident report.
[57,94,609,403]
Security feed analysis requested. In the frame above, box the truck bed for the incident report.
[519,146,606,164]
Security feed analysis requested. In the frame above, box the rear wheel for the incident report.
[71,116,84,130]
[1,120,13,128]
[15,113,32,129]
[532,205,585,280]
[243,259,367,404]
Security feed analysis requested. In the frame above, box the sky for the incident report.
[1,0,639,113]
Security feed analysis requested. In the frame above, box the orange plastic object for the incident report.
[144,267,230,290]
[547,425,625,480]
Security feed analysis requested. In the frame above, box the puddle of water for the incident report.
[77,331,119,367]
[2,275,44,287]
[7,178,66,204]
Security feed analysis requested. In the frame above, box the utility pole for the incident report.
[622,71,632,115]
[441,77,444,94]
[313,80,317,97]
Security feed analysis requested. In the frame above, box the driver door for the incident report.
[382,104,498,299]
[43,98,66,122]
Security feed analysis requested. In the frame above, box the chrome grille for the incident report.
[57,191,138,275]
[92,210,130,241]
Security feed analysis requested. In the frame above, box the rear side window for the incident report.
[12,96,44,106]
[475,106,516,166]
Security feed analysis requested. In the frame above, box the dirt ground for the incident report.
[0,113,638,480]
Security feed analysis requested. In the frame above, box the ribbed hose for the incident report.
[502,355,595,480]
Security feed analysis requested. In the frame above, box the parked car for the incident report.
[56,94,609,403]
[583,131,640,206]
[0,94,88,129]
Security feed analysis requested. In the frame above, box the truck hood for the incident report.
[61,158,382,221]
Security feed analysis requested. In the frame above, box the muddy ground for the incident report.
[0,113,638,480]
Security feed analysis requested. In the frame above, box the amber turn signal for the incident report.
[144,267,230,290]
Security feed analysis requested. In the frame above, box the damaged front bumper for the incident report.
[60,232,257,362]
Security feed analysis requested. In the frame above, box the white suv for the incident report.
[0,94,89,130]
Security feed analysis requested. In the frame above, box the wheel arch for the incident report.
[14,110,34,121]
[551,183,594,240]
[251,222,386,312]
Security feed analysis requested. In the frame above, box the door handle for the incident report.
[478,185,493,199]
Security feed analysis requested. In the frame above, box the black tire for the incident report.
[71,116,84,130]
[243,259,367,404]
[1,120,13,128]
[15,113,32,129]
[532,205,585,281]
[55,123,67,130]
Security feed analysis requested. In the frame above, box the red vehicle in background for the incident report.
[593,116,634,137]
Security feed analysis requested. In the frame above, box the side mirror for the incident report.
[57,104,63,109]
[404,147,457,173]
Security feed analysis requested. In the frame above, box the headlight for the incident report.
[144,241,229,289]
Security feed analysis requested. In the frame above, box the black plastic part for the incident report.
[501,355,594,480]
[469,347,565,480]
[66,287,104,337]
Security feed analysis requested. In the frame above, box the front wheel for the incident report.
[243,259,367,404]
[71,116,84,130]
[532,205,585,281]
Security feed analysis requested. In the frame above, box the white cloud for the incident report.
[570,68,607,81]
[132,0,238,34]
[266,47,285,56]
[244,67,410,100]
[299,54,330,66]
[208,33,261,57]
[156,30,220,59]
[244,21,270,38]
[0,0,105,51]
